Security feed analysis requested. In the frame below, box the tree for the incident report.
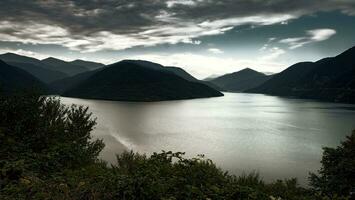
[309,130,355,197]
[0,91,104,176]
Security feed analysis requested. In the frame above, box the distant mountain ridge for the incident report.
[248,46,355,104]
[50,59,221,97]
[5,61,68,83]
[50,68,104,93]
[0,53,47,68]
[0,53,69,83]
[0,53,223,101]
[209,68,272,92]
[0,53,106,83]
[63,60,223,101]
[42,57,89,76]
[0,59,47,93]
[2,47,354,103]
[70,60,105,71]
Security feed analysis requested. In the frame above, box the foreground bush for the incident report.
[0,91,353,199]
[309,130,355,197]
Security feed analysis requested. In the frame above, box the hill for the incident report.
[51,60,220,96]
[0,53,47,67]
[248,46,355,104]
[209,68,271,92]
[42,57,89,76]
[5,61,67,83]
[165,66,199,82]
[63,60,223,101]
[50,68,104,93]
[0,53,69,83]
[203,75,219,81]
[70,59,105,70]
[0,59,47,93]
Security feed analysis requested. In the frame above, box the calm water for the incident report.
[60,93,355,185]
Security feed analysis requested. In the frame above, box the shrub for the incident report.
[309,130,355,198]
[0,91,104,176]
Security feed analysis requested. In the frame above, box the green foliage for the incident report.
[309,130,355,197]
[0,91,104,175]
[1,150,311,200]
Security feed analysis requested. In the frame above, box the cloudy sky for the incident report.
[0,0,355,78]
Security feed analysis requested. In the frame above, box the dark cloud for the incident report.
[0,0,354,51]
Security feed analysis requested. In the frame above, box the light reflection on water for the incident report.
[60,93,355,185]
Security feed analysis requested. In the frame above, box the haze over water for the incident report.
[61,93,355,185]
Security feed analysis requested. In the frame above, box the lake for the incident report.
[60,93,355,185]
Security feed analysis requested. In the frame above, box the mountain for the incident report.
[123,60,164,70]
[0,59,47,93]
[70,60,105,70]
[164,66,224,91]
[0,53,69,83]
[209,68,271,92]
[121,60,219,86]
[5,61,67,83]
[123,60,200,81]
[42,57,89,76]
[63,60,223,101]
[52,59,221,96]
[248,46,355,104]
[50,68,104,94]
[203,75,219,81]
[165,66,198,82]
[0,53,47,67]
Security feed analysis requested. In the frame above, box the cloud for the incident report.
[208,48,224,54]
[279,28,336,49]
[260,47,286,61]
[166,0,197,8]
[0,0,353,52]
[308,29,337,41]
[0,14,293,52]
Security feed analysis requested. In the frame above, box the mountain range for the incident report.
[0,54,223,101]
[41,57,90,76]
[70,59,105,71]
[62,60,223,101]
[248,46,355,104]
[0,60,47,93]
[208,68,272,92]
[0,45,354,103]
[0,53,105,83]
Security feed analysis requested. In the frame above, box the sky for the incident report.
[0,0,355,79]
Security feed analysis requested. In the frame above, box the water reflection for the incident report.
[60,93,355,185]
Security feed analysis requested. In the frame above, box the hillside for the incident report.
[0,53,69,83]
[0,59,47,93]
[165,66,199,82]
[50,68,104,93]
[203,75,219,81]
[5,61,67,83]
[42,57,89,76]
[209,68,271,92]
[0,53,47,67]
[248,46,355,104]
[70,59,105,70]
[63,60,223,101]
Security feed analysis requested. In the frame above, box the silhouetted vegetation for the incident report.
[0,91,353,199]
[309,130,355,197]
